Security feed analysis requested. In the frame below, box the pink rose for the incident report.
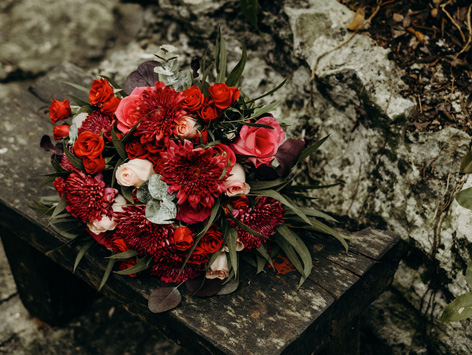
[115,159,155,187]
[175,116,198,139]
[230,116,285,168]
[224,163,250,197]
[205,252,229,280]
[115,87,148,134]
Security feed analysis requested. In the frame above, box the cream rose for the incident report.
[223,239,245,253]
[116,159,155,187]
[87,195,127,235]
[205,252,229,280]
[224,163,250,197]
[175,116,198,139]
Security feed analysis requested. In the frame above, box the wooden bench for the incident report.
[0,63,402,355]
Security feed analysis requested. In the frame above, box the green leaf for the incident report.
[256,255,266,274]
[243,122,275,129]
[69,95,90,107]
[121,186,135,204]
[302,218,348,252]
[241,253,257,268]
[246,78,287,104]
[456,187,472,211]
[227,228,239,276]
[460,150,472,174]
[440,293,472,322]
[115,255,152,275]
[226,212,268,240]
[215,28,227,83]
[73,240,95,273]
[285,207,338,223]
[106,250,139,260]
[62,141,84,171]
[148,287,182,313]
[256,244,274,268]
[240,0,260,32]
[50,195,67,219]
[50,224,82,239]
[250,100,281,119]
[297,135,329,164]
[276,224,312,279]
[111,127,128,160]
[466,262,472,287]
[248,178,286,191]
[273,233,306,286]
[98,259,116,291]
[64,81,89,94]
[253,189,312,226]
[226,44,247,87]
[111,158,124,188]
[77,105,94,114]
[122,122,140,143]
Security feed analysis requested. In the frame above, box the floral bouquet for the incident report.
[38,33,346,312]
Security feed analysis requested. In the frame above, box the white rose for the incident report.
[87,195,127,235]
[224,163,250,197]
[116,159,155,187]
[205,252,229,280]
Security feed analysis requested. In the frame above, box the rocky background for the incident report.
[1,0,471,353]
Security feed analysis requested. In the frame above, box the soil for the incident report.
[339,0,472,134]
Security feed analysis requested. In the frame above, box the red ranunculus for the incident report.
[49,99,71,123]
[199,225,223,254]
[174,226,194,251]
[53,124,70,140]
[208,83,240,109]
[83,155,105,174]
[74,131,104,158]
[100,96,121,116]
[182,85,205,112]
[198,99,221,122]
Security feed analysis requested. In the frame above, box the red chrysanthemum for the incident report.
[160,140,229,210]
[64,171,117,223]
[135,81,186,145]
[150,245,203,283]
[230,196,285,250]
[113,205,174,257]
[78,111,114,141]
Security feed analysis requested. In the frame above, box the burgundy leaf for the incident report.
[124,60,161,95]
[216,277,239,295]
[40,135,63,155]
[148,287,181,313]
[275,139,305,177]
[185,276,225,297]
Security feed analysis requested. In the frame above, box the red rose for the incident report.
[110,237,129,254]
[119,259,137,277]
[193,130,209,145]
[213,143,236,168]
[125,140,149,160]
[231,195,249,209]
[53,124,70,140]
[176,202,211,224]
[208,83,240,109]
[199,225,223,254]
[188,246,209,265]
[49,99,71,124]
[89,78,114,106]
[182,85,205,112]
[83,155,105,174]
[198,99,221,122]
[174,226,194,251]
[74,131,105,158]
[100,96,121,116]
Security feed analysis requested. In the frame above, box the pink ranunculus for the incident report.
[230,116,285,168]
[115,87,149,134]
[224,163,250,197]
[175,116,198,139]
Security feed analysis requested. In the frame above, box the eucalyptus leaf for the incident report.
[136,180,152,204]
[147,174,173,201]
[145,198,176,224]
[148,287,182,313]
[216,276,240,295]
[440,293,472,322]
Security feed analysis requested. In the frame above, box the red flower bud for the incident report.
[53,124,70,140]
[49,99,71,124]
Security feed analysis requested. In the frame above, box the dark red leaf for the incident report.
[148,287,181,313]
[185,276,225,297]
[124,60,161,95]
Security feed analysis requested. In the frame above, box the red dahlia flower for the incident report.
[230,196,285,250]
[150,245,203,283]
[135,81,186,145]
[160,140,230,210]
[114,205,174,257]
[78,111,114,141]
[64,171,117,223]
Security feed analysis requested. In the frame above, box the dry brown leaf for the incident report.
[393,13,404,22]
[348,6,366,31]
[407,27,426,43]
